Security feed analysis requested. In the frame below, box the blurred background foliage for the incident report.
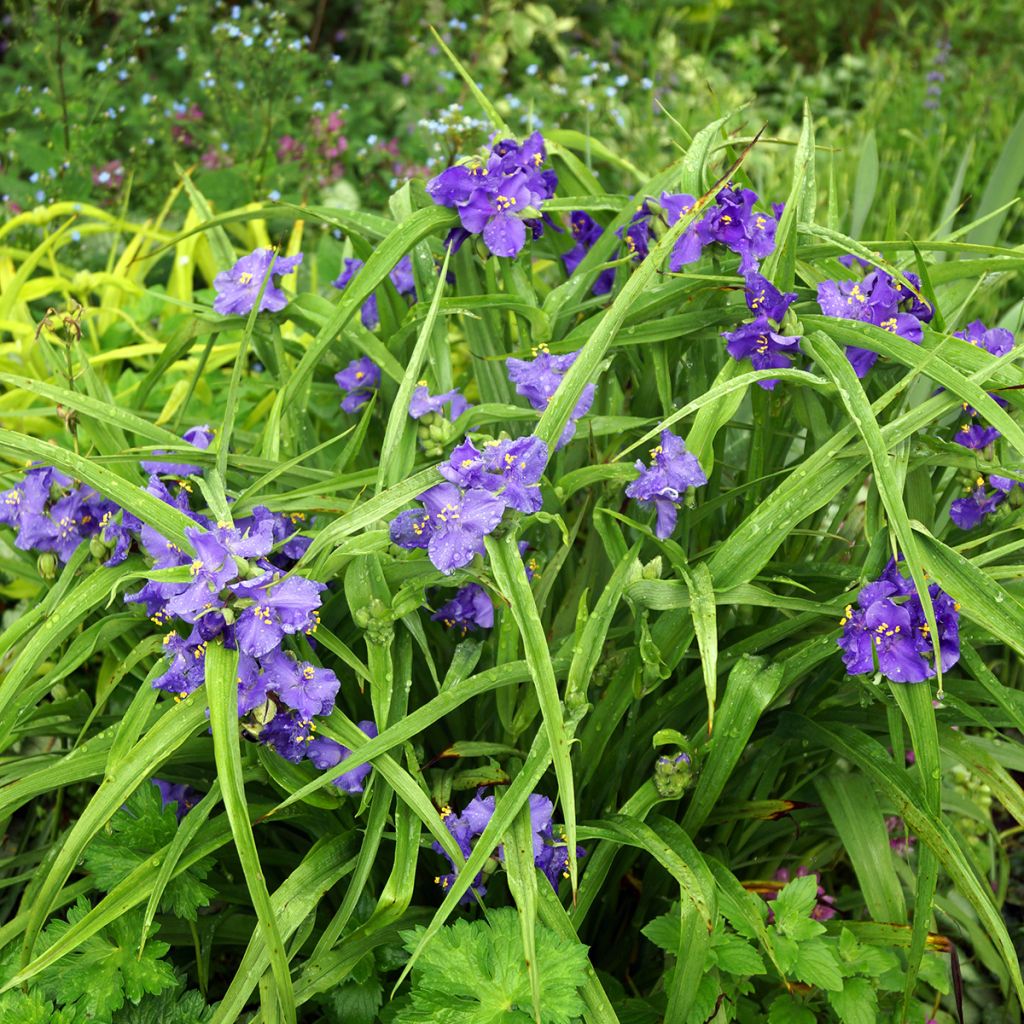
[1,0,1022,244]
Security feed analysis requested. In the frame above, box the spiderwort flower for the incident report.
[431,583,494,634]
[213,248,303,316]
[722,316,802,388]
[426,131,557,258]
[335,356,380,413]
[563,211,614,295]
[659,192,704,270]
[261,647,340,720]
[506,345,595,449]
[141,424,214,476]
[306,720,378,793]
[837,559,960,682]
[230,570,325,657]
[625,430,708,539]
[409,383,470,421]
[389,482,505,575]
[432,789,584,899]
[817,268,932,377]
[950,475,1012,530]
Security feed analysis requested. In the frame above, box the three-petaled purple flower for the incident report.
[231,570,325,657]
[431,583,494,635]
[409,383,470,421]
[426,131,557,258]
[625,430,708,539]
[389,482,505,575]
[950,474,1019,530]
[722,272,801,387]
[335,356,381,413]
[306,720,379,793]
[506,346,595,449]
[837,559,959,682]
[817,267,933,377]
[213,248,303,316]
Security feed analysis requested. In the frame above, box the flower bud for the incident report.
[37,552,59,580]
[654,751,693,799]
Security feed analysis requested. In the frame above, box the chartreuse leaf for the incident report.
[395,908,588,1024]
[205,642,296,1024]
[488,532,578,894]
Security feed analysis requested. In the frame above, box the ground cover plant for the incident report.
[2,10,1024,1024]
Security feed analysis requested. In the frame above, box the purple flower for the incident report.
[427,133,556,258]
[260,712,317,764]
[563,211,614,295]
[885,816,916,857]
[152,630,208,699]
[213,248,302,316]
[261,647,340,720]
[333,255,417,329]
[432,789,584,900]
[335,356,380,413]
[152,778,201,821]
[950,476,1008,529]
[722,316,802,388]
[954,422,1001,450]
[141,424,214,476]
[506,346,594,449]
[817,268,931,377]
[480,436,548,513]
[439,435,548,513]
[231,570,325,657]
[744,272,796,322]
[10,481,111,563]
[306,720,378,793]
[659,192,704,270]
[409,384,470,421]
[618,203,652,261]
[389,482,505,575]
[954,320,1014,357]
[837,560,959,682]
[431,583,494,634]
[695,184,778,273]
[625,430,708,539]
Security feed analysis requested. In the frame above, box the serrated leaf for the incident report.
[37,899,176,1019]
[793,940,843,991]
[82,783,214,921]
[828,977,878,1024]
[768,995,816,1024]
[396,908,588,1024]
[711,930,766,976]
